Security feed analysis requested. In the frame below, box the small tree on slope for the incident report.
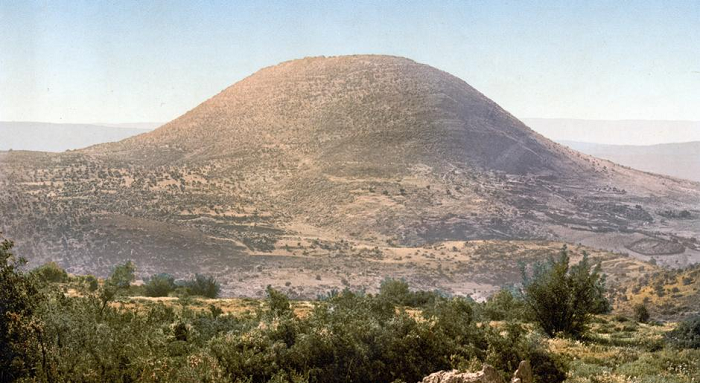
[520,245,610,338]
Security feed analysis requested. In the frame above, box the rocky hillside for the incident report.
[0,55,697,292]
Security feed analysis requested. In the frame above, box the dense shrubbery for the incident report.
[7,236,695,383]
[1,251,567,383]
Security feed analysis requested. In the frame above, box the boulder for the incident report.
[420,360,534,383]
[510,360,533,383]
[419,364,505,383]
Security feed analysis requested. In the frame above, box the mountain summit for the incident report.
[95,55,580,176]
[1,55,698,295]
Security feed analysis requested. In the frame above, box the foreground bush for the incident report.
[520,246,610,338]
[0,237,43,382]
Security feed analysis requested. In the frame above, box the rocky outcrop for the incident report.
[420,365,505,383]
[419,361,534,383]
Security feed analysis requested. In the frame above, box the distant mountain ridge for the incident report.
[560,141,699,182]
[0,121,160,152]
[524,118,700,146]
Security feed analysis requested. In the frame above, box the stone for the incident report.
[419,364,505,383]
[510,360,533,383]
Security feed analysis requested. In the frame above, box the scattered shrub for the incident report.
[145,273,176,297]
[633,303,650,323]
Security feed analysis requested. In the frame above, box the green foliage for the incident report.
[481,289,527,321]
[145,273,176,297]
[377,278,444,308]
[665,315,700,349]
[186,274,221,298]
[0,237,43,382]
[107,260,136,289]
[84,275,99,292]
[520,246,610,338]
[378,277,411,304]
[633,303,650,323]
[483,322,568,383]
[32,261,68,283]
[265,285,292,317]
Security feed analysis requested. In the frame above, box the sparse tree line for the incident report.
[1,236,698,383]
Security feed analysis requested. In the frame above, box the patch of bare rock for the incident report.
[419,360,533,383]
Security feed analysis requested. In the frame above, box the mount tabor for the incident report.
[1,55,697,291]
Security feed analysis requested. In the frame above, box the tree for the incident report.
[378,277,411,305]
[265,285,292,317]
[33,261,68,283]
[0,236,43,381]
[107,260,136,289]
[520,246,609,338]
[186,274,220,298]
[144,273,176,297]
[633,303,650,323]
[482,289,527,321]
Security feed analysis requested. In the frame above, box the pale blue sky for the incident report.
[1,0,699,124]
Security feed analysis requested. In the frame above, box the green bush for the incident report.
[633,303,650,323]
[482,289,527,321]
[265,285,292,317]
[107,260,136,289]
[84,275,99,291]
[666,316,700,349]
[33,261,68,283]
[377,277,444,308]
[145,273,176,297]
[520,246,609,338]
[0,237,43,382]
[186,274,220,298]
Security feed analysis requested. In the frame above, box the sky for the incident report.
[0,0,699,125]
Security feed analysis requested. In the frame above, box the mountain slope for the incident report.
[0,55,698,296]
